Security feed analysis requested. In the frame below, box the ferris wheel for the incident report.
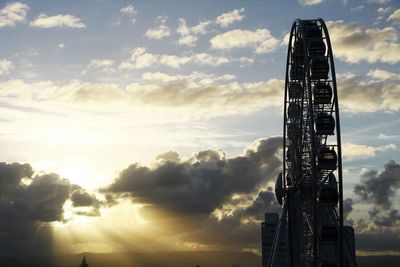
[265,18,358,267]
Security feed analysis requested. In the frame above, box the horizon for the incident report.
[0,0,399,262]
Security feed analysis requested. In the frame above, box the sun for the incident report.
[33,155,111,190]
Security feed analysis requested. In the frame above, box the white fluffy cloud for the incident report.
[0,59,14,75]
[119,47,253,69]
[387,8,400,23]
[0,2,29,27]
[30,14,86,28]
[343,143,396,160]
[85,59,115,74]
[350,5,365,12]
[0,74,283,116]
[377,7,392,15]
[338,74,400,112]
[119,47,160,69]
[367,69,400,80]
[366,0,391,3]
[89,60,114,68]
[145,16,170,40]
[215,8,245,27]
[210,28,280,54]
[327,20,400,64]
[141,72,236,84]
[120,4,137,14]
[298,0,325,6]
[176,8,245,47]
[177,18,212,46]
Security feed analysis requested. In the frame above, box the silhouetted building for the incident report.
[78,256,89,267]
[261,213,288,267]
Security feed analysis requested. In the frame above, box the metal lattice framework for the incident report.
[267,18,358,267]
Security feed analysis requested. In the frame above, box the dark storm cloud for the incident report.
[71,187,100,208]
[242,189,281,220]
[343,198,354,224]
[0,162,101,256]
[355,223,400,251]
[352,160,400,252]
[182,189,282,248]
[353,160,400,226]
[0,164,69,256]
[373,209,400,227]
[0,162,33,197]
[103,137,282,216]
[354,160,400,209]
[103,137,283,249]
[25,174,71,221]
[70,187,102,217]
[0,164,70,223]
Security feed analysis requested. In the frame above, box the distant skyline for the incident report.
[0,0,399,257]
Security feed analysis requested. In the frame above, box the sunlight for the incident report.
[33,156,110,190]
[52,200,177,255]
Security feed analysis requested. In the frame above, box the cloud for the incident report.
[102,137,282,249]
[338,74,400,112]
[141,71,236,84]
[0,162,105,256]
[182,190,281,248]
[123,78,282,114]
[215,8,245,27]
[0,163,66,255]
[0,75,282,116]
[120,4,137,15]
[377,7,392,15]
[298,0,325,6]
[342,143,396,160]
[176,8,245,46]
[0,2,29,28]
[210,28,280,54]
[116,4,137,25]
[366,0,391,4]
[30,14,86,28]
[85,59,115,74]
[352,161,400,251]
[343,198,354,224]
[350,5,365,12]
[70,187,101,216]
[119,47,254,69]
[177,18,212,46]
[103,137,282,216]
[0,162,104,255]
[145,16,170,40]
[387,8,400,23]
[0,59,13,74]
[355,220,400,251]
[326,20,400,64]
[354,160,400,209]
[367,69,400,80]
[119,47,158,69]
[70,188,100,208]
[88,59,114,68]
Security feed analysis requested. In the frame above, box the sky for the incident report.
[0,0,399,258]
